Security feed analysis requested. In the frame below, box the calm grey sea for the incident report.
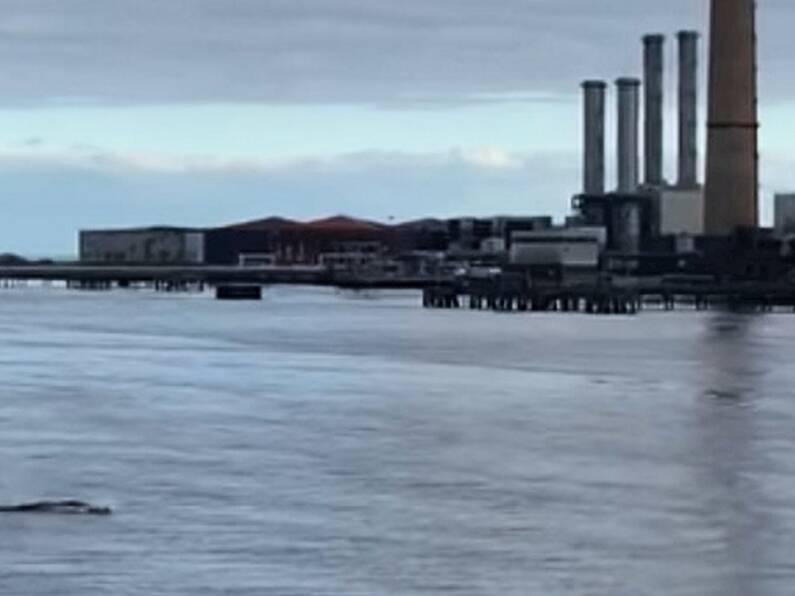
[0,286,793,595]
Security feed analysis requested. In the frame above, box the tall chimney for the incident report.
[616,77,641,193]
[704,0,759,234]
[582,80,607,195]
[643,34,665,187]
[678,31,699,188]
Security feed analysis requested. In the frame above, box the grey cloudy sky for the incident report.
[7,0,657,104]
[0,0,792,104]
[0,0,793,254]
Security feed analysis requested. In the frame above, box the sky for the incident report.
[0,0,793,255]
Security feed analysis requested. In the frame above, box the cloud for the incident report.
[0,141,791,255]
[0,0,790,106]
[18,136,44,147]
[452,147,524,170]
[0,146,580,254]
[0,145,533,174]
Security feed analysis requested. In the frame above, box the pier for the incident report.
[423,276,795,315]
[4,263,795,315]
[0,264,450,290]
[0,264,331,289]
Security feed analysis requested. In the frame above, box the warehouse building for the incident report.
[79,227,205,264]
[211,215,395,265]
[79,215,453,267]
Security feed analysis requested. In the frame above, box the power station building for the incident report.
[574,0,768,251]
[509,227,606,269]
[77,0,775,283]
[574,28,705,254]
[563,0,774,281]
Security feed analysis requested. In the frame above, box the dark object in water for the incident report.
[215,284,263,300]
[0,500,112,515]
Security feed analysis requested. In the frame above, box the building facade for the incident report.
[657,187,704,236]
[79,227,205,264]
[774,194,795,235]
[509,227,606,269]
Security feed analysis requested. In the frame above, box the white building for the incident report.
[775,193,795,235]
[509,227,606,268]
[238,253,276,267]
[656,187,704,236]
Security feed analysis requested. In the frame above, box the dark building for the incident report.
[205,216,392,265]
[572,193,657,253]
[204,215,450,266]
[602,228,794,281]
[393,219,449,253]
[203,228,273,265]
[695,229,790,281]
[204,217,298,265]
[447,216,552,253]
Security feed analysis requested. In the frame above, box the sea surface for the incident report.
[0,285,794,595]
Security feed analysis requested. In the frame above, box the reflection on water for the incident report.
[694,316,762,595]
[702,313,761,401]
[0,287,793,595]
[689,311,791,596]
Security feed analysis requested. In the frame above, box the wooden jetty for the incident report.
[423,275,795,315]
[0,264,330,287]
[0,264,446,292]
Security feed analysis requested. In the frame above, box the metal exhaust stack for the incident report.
[704,0,759,234]
[677,31,699,189]
[643,34,665,187]
[582,80,607,195]
[616,77,641,193]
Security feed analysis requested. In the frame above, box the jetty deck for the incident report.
[0,264,446,292]
[423,278,795,315]
[0,264,330,286]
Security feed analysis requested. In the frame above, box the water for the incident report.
[0,286,794,595]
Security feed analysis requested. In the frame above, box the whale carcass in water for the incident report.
[0,500,112,515]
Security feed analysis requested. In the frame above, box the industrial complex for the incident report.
[6,0,795,307]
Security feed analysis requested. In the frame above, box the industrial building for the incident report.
[79,227,205,265]
[447,216,553,256]
[79,216,451,271]
[544,0,776,284]
[509,227,606,269]
[774,194,795,235]
[77,0,786,290]
[210,215,393,266]
[574,27,705,255]
[656,188,703,236]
